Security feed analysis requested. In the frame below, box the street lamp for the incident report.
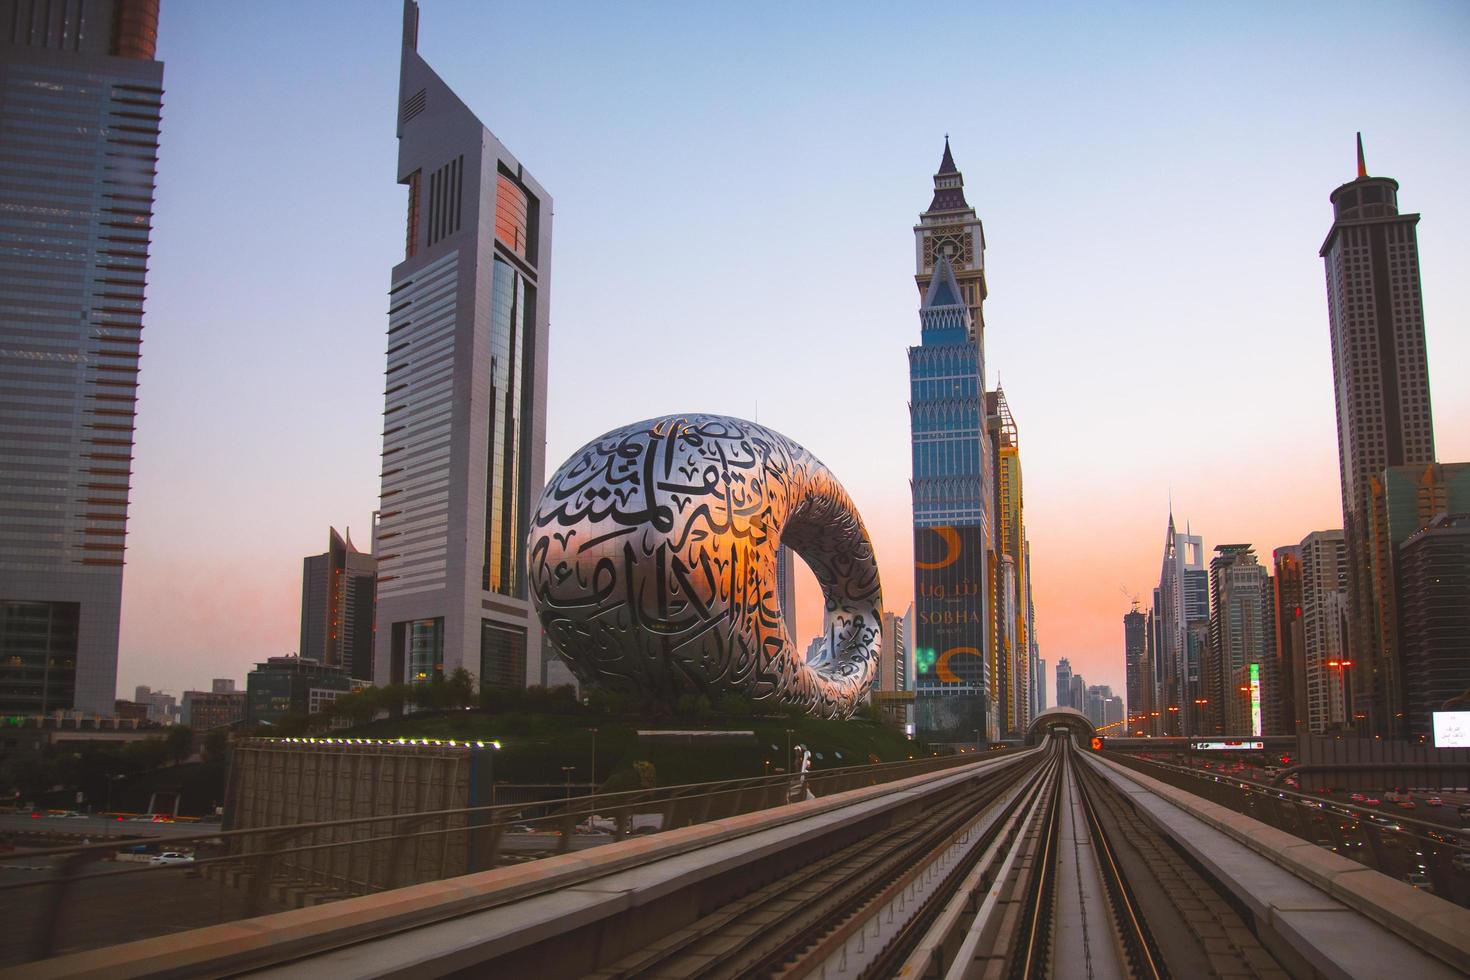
[561,765,575,802]
[785,728,794,772]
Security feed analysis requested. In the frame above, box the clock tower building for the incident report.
[914,139,988,354]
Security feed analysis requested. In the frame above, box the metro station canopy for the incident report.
[1026,707,1096,743]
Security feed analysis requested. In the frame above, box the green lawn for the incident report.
[343,711,923,790]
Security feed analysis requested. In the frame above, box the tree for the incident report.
[445,667,475,709]
[165,726,195,764]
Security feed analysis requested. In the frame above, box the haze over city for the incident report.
[112,0,1470,699]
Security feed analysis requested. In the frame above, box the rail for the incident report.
[0,749,998,968]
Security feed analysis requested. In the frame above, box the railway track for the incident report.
[588,735,1295,980]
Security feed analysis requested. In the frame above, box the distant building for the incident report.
[1069,674,1085,714]
[775,546,798,633]
[1397,514,1470,739]
[878,609,908,692]
[181,688,245,730]
[1271,547,1305,735]
[1154,511,1207,736]
[114,700,149,723]
[0,0,165,716]
[988,388,1029,736]
[1102,695,1123,730]
[300,528,378,683]
[1208,545,1270,735]
[1300,531,1351,733]
[132,686,177,725]
[1321,135,1437,737]
[1037,657,1046,710]
[1055,658,1073,709]
[373,1,552,695]
[212,678,236,694]
[1123,607,1148,732]
[245,657,351,727]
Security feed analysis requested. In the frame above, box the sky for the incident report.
[120,0,1470,702]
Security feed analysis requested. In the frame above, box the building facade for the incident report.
[1397,514,1470,739]
[988,388,1029,736]
[0,0,163,716]
[245,656,352,727]
[910,255,991,743]
[300,528,378,683]
[181,687,245,730]
[1320,136,1437,737]
[1124,607,1148,731]
[1299,530,1351,733]
[1152,512,1207,735]
[1209,545,1271,735]
[1055,658,1072,709]
[1271,546,1305,735]
[372,2,552,695]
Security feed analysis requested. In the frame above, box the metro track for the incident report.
[582,735,1294,980]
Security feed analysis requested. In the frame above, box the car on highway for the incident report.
[1395,800,1417,810]
[1350,793,1366,802]
[1425,796,1443,807]
[1364,797,1382,807]
[149,851,194,865]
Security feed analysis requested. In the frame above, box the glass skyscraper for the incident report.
[0,0,162,716]
[910,256,991,742]
[373,1,551,693]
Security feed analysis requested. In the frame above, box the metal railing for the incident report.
[0,749,999,967]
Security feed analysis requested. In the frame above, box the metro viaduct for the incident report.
[22,735,1469,979]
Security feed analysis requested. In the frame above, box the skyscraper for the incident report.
[1055,658,1072,710]
[1153,511,1206,734]
[877,609,907,693]
[1300,530,1351,733]
[910,255,990,743]
[1271,546,1305,735]
[1124,606,1148,730]
[373,1,551,693]
[989,387,1029,735]
[1208,544,1270,735]
[1320,135,1437,737]
[914,138,987,354]
[0,0,162,716]
[299,528,378,683]
[1397,514,1470,739]
[775,546,798,634]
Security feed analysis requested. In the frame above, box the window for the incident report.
[480,620,526,690]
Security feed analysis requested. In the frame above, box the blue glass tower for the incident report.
[910,256,992,743]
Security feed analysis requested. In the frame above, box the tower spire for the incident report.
[938,135,958,175]
[1356,131,1366,179]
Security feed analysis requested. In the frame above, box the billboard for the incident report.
[1192,740,1264,750]
[913,524,988,741]
[1249,662,1261,737]
[913,525,987,692]
[1432,711,1470,748]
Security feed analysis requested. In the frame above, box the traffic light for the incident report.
[1090,736,1103,751]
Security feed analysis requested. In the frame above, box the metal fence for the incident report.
[0,750,996,966]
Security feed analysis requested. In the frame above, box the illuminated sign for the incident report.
[1090,737,1103,751]
[1192,740,1264,751]
[1432,712,1470,748]
[1249,662,1261,738]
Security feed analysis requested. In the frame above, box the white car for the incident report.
[149,851,195,865]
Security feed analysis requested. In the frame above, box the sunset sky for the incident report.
[119,0,1470,701]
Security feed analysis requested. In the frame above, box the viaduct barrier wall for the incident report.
[1297,735,1470,791]
[223,738,492,892]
